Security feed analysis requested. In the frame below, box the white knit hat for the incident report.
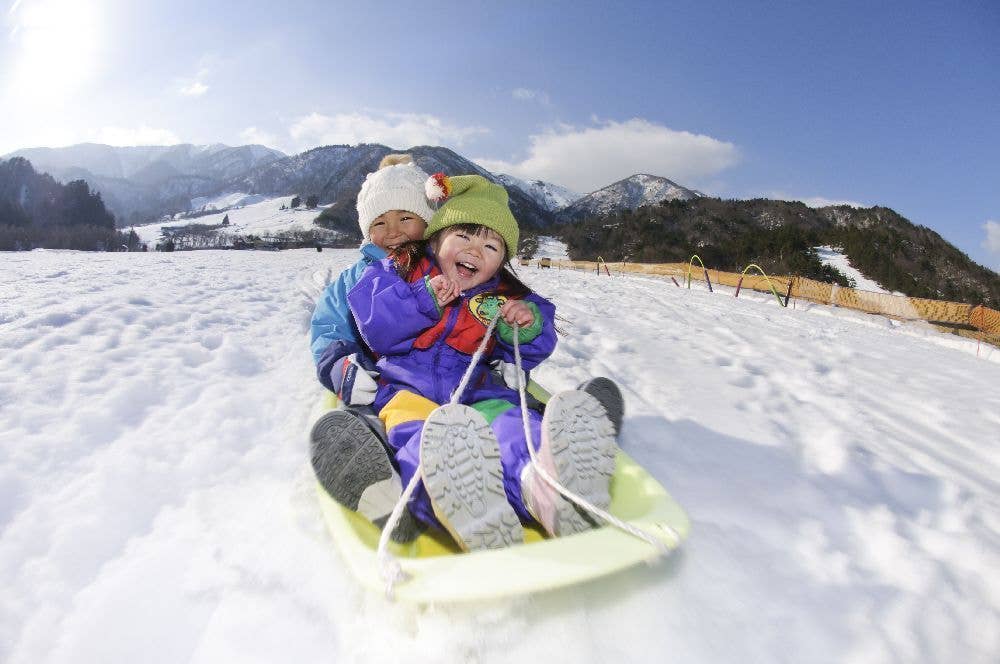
[356,155,435,240]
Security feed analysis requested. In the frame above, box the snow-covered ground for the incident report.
[815,246,891,293]
[1,248,998,663]
[131,196,329,246]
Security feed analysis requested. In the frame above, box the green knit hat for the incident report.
[423,174,519,257]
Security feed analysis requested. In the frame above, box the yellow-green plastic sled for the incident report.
[315,385,690,604]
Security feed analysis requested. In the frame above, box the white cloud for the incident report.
[176,62,212,97]
[179,81,208,96]
[240,126,279,149]
[89,125,181,146]
[287,111,488,152]
[983,220,1000,259]
[512,88,550,106]
[474,118,738,194]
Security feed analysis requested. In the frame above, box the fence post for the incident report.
[971,305,985,357]
[687,254,709,289]
[783,280,793,308]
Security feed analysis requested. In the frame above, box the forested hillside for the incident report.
[0,157,136,251]
[559,198,1000,306]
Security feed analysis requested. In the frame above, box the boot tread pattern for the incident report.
[310,410,393,510]
[421,404,524,551]
[544,391,617,535]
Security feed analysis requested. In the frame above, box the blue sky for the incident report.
[2,0,998,269]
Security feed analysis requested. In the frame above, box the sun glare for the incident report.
[7,0,103,104]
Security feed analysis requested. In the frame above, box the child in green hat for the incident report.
[344,174,618,550]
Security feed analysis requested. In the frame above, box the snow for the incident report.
[495,174,581,211]
[188,191,270,212]
[532,235,570,260]
[131,196,329,245]
[815,246,891,293]
[563,174,700,220]
[1,248,998,663]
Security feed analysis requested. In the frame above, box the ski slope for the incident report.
[815,245,892,294]
[1,247,998,663]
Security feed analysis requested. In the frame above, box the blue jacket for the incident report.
[310,244,386,388]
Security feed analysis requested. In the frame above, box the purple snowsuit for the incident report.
[347,253,558,530]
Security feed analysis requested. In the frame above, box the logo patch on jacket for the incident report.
[469,294,508,326]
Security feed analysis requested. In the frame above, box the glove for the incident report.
[331,353,379,405]
[490,359,528,391]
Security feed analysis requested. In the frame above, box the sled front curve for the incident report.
[317,449,690,604]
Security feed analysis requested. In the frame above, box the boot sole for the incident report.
[543,391,618,535]
[420,404,524,551]
[310,410,423,543]
[579,376,625,436]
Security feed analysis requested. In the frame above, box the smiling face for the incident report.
[368,209,427,251]
[432,225,507,292]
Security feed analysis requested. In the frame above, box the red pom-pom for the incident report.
[425,172,451,203]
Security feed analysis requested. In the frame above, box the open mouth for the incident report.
[455,261,479,279]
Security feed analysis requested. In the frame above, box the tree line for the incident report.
[0,157,134,251]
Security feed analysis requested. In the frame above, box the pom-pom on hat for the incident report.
[356,154,435,241]
[423,174,519,258]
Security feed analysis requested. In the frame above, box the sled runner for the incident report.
[313,385,689,604]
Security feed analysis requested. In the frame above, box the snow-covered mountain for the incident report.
[557,173,701,222]
[2,141,711,233]
[230,144,553,231]
[5,143,285,183]
[2,141,717,236]
[2,143,286,225]
[494,174,581,212]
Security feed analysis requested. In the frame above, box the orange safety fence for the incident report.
[537,258,1000,345]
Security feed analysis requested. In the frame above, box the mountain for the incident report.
[494,174,580,212]
[235,144,554,239]
[5,142,702,234]
[3,143,286,225]
[559,196,1000,307]
[557,174,701,223]
[6,143,285,182]
[2,142,566,233]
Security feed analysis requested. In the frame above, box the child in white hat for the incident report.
[309,153,434,542]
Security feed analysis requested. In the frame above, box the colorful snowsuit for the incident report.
[347,251,558,529]
[310,243,386,391]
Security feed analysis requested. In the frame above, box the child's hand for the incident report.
[500,300,535,327]
[429,274,460,307]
